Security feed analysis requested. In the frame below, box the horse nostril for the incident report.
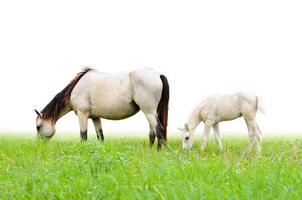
[185,136,189,140]
[36,126,41,131]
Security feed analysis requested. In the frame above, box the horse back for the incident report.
[201,93,257,122]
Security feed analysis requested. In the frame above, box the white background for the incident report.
[0,0,301,137]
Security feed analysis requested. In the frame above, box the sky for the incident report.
[0,0,301,137]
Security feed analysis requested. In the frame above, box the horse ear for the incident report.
[178,123,190,132]
[178,127,185,131]
[184,123,189,130]
[34,109,42,117]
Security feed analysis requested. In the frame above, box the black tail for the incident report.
[157,75,169,141]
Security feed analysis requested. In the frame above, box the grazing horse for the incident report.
[178,92,264,153]
[35,67,169,149]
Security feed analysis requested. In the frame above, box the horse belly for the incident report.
[71,71,140,120]
[219,113,242,122]
[89,83,140,120]
[90,100,140,120]
[215,103,242,122]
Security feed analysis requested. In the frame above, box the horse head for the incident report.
[178,123,194,149]
[35,109,56,139]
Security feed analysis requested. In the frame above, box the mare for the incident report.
[35,67,169,149]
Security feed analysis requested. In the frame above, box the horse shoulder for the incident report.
[199,100,217,121]
[70,71,101,111]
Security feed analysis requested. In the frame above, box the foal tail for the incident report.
[256,96,265,114]
[157,75,170,141]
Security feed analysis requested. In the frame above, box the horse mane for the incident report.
[41,68,93,122]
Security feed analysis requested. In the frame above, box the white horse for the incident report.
[179,92,264,153]
[35,67,169,149]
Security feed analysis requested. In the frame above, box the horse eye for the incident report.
[185,136,189,140]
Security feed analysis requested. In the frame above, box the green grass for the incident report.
[0,135,301,200]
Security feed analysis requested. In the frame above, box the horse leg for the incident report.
[149,125,156,147]
[144,112,165,150]
[77,111,89,141]
[213,123,223,151]
[92,118,104,142]
[245,118,262,154]
[245,119,255,153]
[201,121,213,151]
[251,123,262,155]
[257,123,262,137]
[255,123,262,155]
[130,72,165,149]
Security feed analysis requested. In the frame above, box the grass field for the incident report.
[0,135,301,200]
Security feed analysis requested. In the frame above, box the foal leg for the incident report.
[245,119,255,153]
[77,111,89,141]
[251,124,262,154]
[92,118,104,142]
[256,123,263,137]
[201,121,213,151]
[213,123,223,151]
[255,123,262,155]
[245,118,262,154]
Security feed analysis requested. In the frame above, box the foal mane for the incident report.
[41,68,93,122]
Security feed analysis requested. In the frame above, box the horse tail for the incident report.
[256,95,265,114]
[157,74,170,141]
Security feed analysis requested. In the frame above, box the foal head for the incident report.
[35,109,56,139]
[178,123,195,149]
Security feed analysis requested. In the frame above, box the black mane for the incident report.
[40,68,93,122]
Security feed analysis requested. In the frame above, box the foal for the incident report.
[179,92,264,153]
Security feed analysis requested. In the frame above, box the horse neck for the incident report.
[47,104,72,125]
[187,105,202,130]
[55,104,72,123]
